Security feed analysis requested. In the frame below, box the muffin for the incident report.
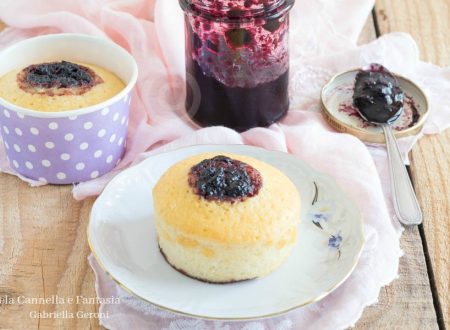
[0,60,125,111]
[0,34,138,184]
[153,152,301,283]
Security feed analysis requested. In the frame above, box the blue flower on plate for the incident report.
[308,200,335,230]
[310,213,329,229]
[328,232,343,259]
[329,232,343,249]
[311,212,329,222]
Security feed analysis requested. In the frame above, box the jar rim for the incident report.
[179,0,295,22]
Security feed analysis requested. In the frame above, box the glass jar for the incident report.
[179,0,295,132]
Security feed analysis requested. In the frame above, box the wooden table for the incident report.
[0,1,449,329]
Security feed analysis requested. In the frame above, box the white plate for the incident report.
[88,145,365,320]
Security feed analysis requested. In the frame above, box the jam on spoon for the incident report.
[353,63,404,124]
[352,63,423,226]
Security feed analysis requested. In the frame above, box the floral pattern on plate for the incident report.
[308,182,343,259]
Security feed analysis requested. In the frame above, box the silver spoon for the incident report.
[379,122,422,225]
[353,66,423,226]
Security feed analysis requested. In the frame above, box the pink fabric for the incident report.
[1,0,449,329]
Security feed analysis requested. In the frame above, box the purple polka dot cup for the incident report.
[0,34,138,184]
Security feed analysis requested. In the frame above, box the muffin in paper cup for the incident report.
[0,34,138,184]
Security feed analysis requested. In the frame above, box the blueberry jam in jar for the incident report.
[179,0,295,132]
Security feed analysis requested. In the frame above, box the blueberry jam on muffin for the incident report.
[188,155,262,202]
[17,61,103,96]
[0,60,125,112]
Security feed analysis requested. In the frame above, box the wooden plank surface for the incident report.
[0,1,449,329]
[0,176,99,329]
[376,1,450,328]
[353,13,439,330]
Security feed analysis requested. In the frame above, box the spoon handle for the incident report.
[382,124,423,225]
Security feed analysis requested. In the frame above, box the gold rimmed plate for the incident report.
[321,69,429,144]
[88,144,365,320]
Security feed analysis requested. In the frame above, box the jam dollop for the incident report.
[353,64,404,124]
[17,61,103,96]
[188,155,262,202]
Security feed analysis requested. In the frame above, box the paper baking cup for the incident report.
[0,34,138,184]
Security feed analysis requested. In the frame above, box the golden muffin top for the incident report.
[0,61,125,112]
[153,152,301,244]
